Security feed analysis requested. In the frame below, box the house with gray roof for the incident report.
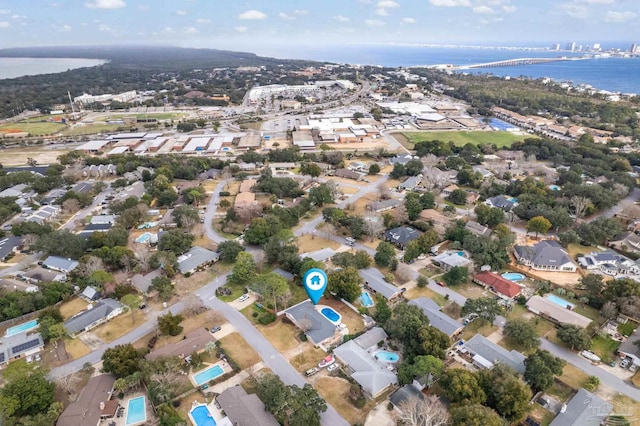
[390,154,415,165]
[360,268,403,301]
[42,256,79,273]
[459,333,526,374]
[78,222,113,236]
[91,215,117,225]
[485,195,517,211]
[177,246,219,274]
[334,327,398,398]
[465,220,491,237]
[0,331,44,366]
[367,199,402,213]
[385,226,422,249]
[216,385,279,426]
[610,232,640,254]
[526,295,592,328]
[80,286,100,302]
[0,236,22,261]
[398,176,421,191]
[618,327,640,366]
[131,269,163,294]
[64,298,123,337]
[22,267,66,283]
[300,247,336,262]
[284,300,342,348]
[409,297,463,337]
[432,252,472,271]
[389,384,424,412]
[514,240,577,272]
[549,388,612,426]
[577,250,640,277]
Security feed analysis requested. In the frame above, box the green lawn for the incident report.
[401,131,529,148]
[618,321,636,337]
[0,121,66,135]
[103,112,186,120]
[591,334,621,364]
[61,124,124,136]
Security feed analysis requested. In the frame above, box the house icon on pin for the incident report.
[311,275,322,286]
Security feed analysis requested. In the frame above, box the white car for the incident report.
[327,363,339,373]
[238,294,250,303]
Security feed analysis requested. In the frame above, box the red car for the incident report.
[436,281,446,287]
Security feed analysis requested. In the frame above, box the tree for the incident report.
[439,369,485,404]
[397,395,450,426]
[374,241,396,268]
[251,272,291,312]
[477,364,532,421]
[450,404,502,426]
[368,163,380,175]
[256,374,326,426]
[158,312,184,336]
[172,205,199,230]
[121,294,141,324]
[526,215,552,238]
[309,183,334,207]
[398,355,443,385]
[524,349,565,392]
[442,266,468,286]
[447,189,468,205]
[0,361,55,419]
[182,186,206,205]
[150,276,175,301]
[300,162,322,178]
[229,251,256,284]
[504,319,540,350]
[474,204,505,227]
[581,273,604,296]
[328,267,362,303]
[557,324,591,350]
[217,240,244,262]
[158,229,194,255]
[55,369,81,395]
[102,344,141,378]
[461,297,502,323]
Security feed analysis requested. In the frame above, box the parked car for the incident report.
[327,363,339,373]
[621,358,631,369]
[210,326,222,334]
[417,254,426,260]
[436,281,446,287]
[305,367,319,377]
[238,294,249,303]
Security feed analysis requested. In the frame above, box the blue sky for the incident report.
[0,0,638,52]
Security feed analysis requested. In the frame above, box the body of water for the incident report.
[0,57,106,79]
[263,45,640,94]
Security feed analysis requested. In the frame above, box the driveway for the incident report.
[78,332,104,351]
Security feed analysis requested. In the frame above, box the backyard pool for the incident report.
[502,272,525,281]
[5,319,38,337]
[545,294,575,309]
[192,364,224,386]
[189,404,217,426]
[125,396,146,426]
[320,307,342,324]
[135,233,151,243]
[456,251,466,257]
[359,292,374,308]
[548,185,561,191]
[374,351,400,363]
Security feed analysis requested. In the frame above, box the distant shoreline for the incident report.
[0,57,107,80]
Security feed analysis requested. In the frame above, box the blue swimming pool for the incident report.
[374,351,400,363]
[489,118,519,131]
[135,232,151,243]
[193,365,224,386]
[548,185,561,191]
[190,405,217,426]
[125,396,146,426]
[546,294,575,309]
[320,307,341,323]
[5,319,38,337]
[359,292,374,307]
[502,272,525,281]
[456,251,465,257]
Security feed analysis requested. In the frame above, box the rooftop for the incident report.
[146,328,214,361]
[177,246,219,274]
[217,386,280,426]
[526,296,592,328]
[409,297,463,337]
[56,374,116,426]
[360,268,402,300]
[549,388,612,426]
[463,334,526,374]
[284,300,337,345]
[474,272,522,298]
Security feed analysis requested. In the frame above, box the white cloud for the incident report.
[473,5,495,14]
[237,9,266,20]
[605,10,636,22]
[235,26,248,32]
[0,21,9,28]
[333,15,350,22]
[85,0,126,9]
[365,18,385,26]
[402,17,416,23]
[196,18,211,24]
[54,24,72,31]
[502,5,516,13]
[429,0,471,6]
[375,8,389,16]
[294,9,308,15]
[279,12,295,20]
[377,0,399,7]
[583,0,615,4]
[176,9,187,16]
[98,24,113,31]
[184,27,198,34]
[559,3,589,19]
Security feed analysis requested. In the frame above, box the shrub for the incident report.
[169,326,184,336]
[257,312,276,325]
[584,375,600,391]
[252,312,259,318]
[219,191,231,196]
[299,332,308,342]
[417,276,428,288]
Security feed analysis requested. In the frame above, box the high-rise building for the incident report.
[552,43,560,51]
[631,43,638,53]
[566,41,576,52]
[592,43,601,51]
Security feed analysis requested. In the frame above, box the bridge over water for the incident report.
[456,57,572,69]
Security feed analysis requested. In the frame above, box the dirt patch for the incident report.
[0,146,71,167]
[289,345,326,372]
[78,332,104,351]
[218,332,261,369]
[64,338,91,360]
[315,376,372,425]
[254,319,300,352]
[405,286,447,306]
[59,297,90,320]
[346,193,378,216]
[92,312,139,343]
[297,234,340,253]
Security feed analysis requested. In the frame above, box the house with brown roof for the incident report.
[57,374,117,426]
[473,272,522,300]
[216,385,280,426]
[335,168,363,181]
[146,328,214,361]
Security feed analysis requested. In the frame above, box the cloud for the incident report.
[279,12,295,20]
[176,9,187,16]
[196,18,211,24]
[98,24,113,31]
[237,9,266,20]
[377,0,399,7]
[558,3,589,19]
[0,21,9,28]
[85,0,126,9]
[184,27,198,34]
[53,24,72,31]
[429,0,471,6]
[402,17,416,23]
[605,10,636,22]
[294,9,308,15]
[375,8,389,16]
[365,18,385,26]
[333,15,350,22]
[235,26,248,32]
[582,0,615,3]
[502,5,516,13]
[473,5,495,14]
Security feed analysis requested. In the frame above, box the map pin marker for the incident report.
[303,268,328,305]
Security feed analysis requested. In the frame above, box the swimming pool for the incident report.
[456,251,465,257]
[320,307,342,324]
[548,185,561,191]
[502,272,525,281]
[135,232,151,243]
[5,319,38,337]
[489,118,519,131]
[374,351,400,363]
[546,294,575,309]
[359,292,374,308]
[125,396,146,426]
[189,404,217,426]
[193,364,224,386]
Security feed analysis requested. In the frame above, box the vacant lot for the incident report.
[64,338,91,359]
[59,297,90,320]
[461,319,497,341]
[297,234,340,253]
[289,345,326,372]
[399,130,528,148]
[252,318,300,352]
[218,332,261,369]
[92,312,139,343]
[315,376,372,425]
[0,121,66,136]
[0,146,71,166]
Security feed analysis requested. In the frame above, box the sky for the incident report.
[0,0,638,53]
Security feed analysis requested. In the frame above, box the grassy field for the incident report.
[249,317,299,352]
[93,312,140,343]
[59,297,90,320]
[0,146,71,166]
[61,123,123,136]
[64,338,91,359]
[0,121,67,136]
[218,332,261,369]
[103,112,186,121]
[591,334,621,364]
[399,130,528,148]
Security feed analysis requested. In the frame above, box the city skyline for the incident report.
[0,0,638,51]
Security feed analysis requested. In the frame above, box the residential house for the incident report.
[146,328,214,361]
[390,154,415,165]
[549,388,612,426]
[0,183,29,198]
[459,334,526,374]
[526,295,592,328]
[284,300,343,349]
[577,250,640,277]
[432,252,472,271]
[64,298,124,337]
[398,176,421,191]
[334,327,398,398]
[384,226,422,249]
[610,232,640,254]
[465,221,491,237]
[0,332,44,366]
[473,272,522,300]
[389,384,425,413]
[349,161,368,172]
[26,205,60,223]
[335,168,363,181]
[485,195,517,212]
[56,374,117,426]
[514,240,577,272]
[22,267,66,283]
[0,236,22,261]
[131,269,163,294]
[177,246,220,275]
[80,286,100,302]
[90,215,118,225]
[299,248,336,263]
[618,327,640,366]
[472,166,494,179]
[72,181,94,193]
[216,386,280,426]
[441,184,459,197]
[409,297,463,337]
[42,256,79,274]
[367,199,402,213]
[465,191,480,205]
[78,222,113,236]
[360,268,404,301]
